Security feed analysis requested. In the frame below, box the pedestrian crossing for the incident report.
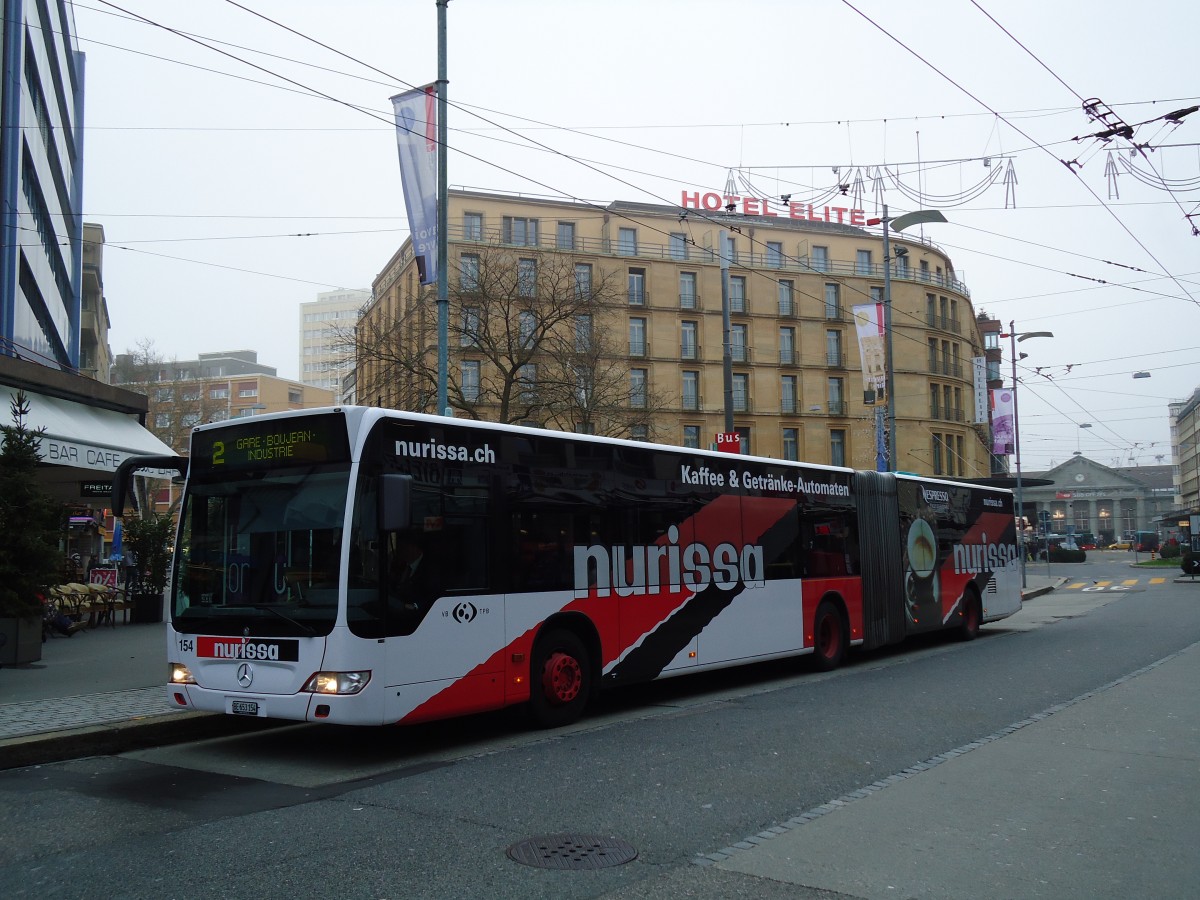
[1060,576,1168,591]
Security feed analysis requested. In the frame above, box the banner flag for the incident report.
[852,303,887,399]
[972,357,989,423]
[390,85,439,285]
[991,388,1015,455]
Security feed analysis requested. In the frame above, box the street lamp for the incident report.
[868,206,949,471]
[1000,323,1054,588]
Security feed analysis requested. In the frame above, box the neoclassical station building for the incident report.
[359,188,993,477]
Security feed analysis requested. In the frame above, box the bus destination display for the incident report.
[192,413,350,471]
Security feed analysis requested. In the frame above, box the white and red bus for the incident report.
[115,407,1021,729]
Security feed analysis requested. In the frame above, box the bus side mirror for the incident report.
[379,473,413,532]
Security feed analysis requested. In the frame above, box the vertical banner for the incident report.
[991,388,1015,455]
[972,356,989,423]
[390,85,439,286]
[852,303,887,399]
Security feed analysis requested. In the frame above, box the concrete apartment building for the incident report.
[360,188,990,476]
[299,288,369,392]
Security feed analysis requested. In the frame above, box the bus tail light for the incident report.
[170,664,196,684]
[302,670,372,695]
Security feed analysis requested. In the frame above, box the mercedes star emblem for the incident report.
[236,663,254,688]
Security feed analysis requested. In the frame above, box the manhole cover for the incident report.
[506,834,638,870]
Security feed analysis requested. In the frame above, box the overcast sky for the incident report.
[74,0,1199,473]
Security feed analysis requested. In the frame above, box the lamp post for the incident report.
[1001,323,1054,588]
[869,207,948,471]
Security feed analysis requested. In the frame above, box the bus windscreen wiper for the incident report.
[254,605,316,636]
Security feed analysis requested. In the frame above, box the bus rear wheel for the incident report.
[529,629,591,728]
[810,600,846,672]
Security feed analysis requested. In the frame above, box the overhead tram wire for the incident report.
[970,0,1200,236]
[88,3,1182,350]
[839,0,1199,309]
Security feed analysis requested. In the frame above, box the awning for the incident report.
[3,388,175,500]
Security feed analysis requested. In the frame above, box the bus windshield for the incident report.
[171,465,352,636]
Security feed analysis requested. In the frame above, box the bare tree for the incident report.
[111,339,220,452]
[349,244,664,434]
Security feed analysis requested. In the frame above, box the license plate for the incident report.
[230,699,260,716]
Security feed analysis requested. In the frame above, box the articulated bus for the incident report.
[115,406,1021,729]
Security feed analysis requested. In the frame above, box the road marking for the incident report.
[1150,577,1166,584]
[1067,582,1086,589]
[1122,579,1139,586]
[1095,580,1112,586]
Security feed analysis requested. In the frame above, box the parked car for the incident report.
[1108,539,1133,550]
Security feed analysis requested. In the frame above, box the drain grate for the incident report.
[506,834,638,870]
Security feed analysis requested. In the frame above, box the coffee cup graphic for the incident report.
[906,519,937,578]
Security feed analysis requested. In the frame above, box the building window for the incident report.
[827,377,845,415]
[630,425,649,442]
[735,426,751,455]
[463,212,483,240]
[782,427,798,461]
[630,368,647,408]
[870,285,883,303]
[460,253,480,292]
[781,375,797,414]
[681,321,698,360]
[517,258,537,298]
[682,370,699,411]
[670,232,688,260]
[766,241,784,268]
[824,283,841,319]
[574,263,592,299]
[288,389,302,404]
[238,387,258,398]
[856,251,872,276]
[556,221,576,250]
[984,331,1000,350]
[896,252,909,277]
[629,317,647,356]
[732,373,749,412]
[731,323,748,362]
[518,311,536,349]
[730,276,747,313]
[778,279,794,316]
[830,429,846,467]
[986,359,1000,381]
[460,305,481,346]
[181,412,201,428]
[154,388,174,403]
[575,314,592,352]
[503,216,538,246]
[209,387,228,400]
[812,245,829,273]
[618,227,637,255]
[933,433,945,475]
[780,327,796,365]
[519,364,537,402]
[461,360,480,402]
[683,425,701,449]
[628,268,646,305]
[826,329,843,366]
[930,384,941,418]
[154,413,170,429]
[680,272,697,309]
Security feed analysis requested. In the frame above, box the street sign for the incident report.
[716,432,741,454]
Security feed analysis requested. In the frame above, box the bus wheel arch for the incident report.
[809,594,848,672]
[528,615,598,728]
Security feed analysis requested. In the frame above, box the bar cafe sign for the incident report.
[681,190,869,226]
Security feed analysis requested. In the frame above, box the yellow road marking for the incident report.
[1150,577,1166,585]
[1122,579,1139,586]
[1068,582,1086,589]
[1095,580,1112,586]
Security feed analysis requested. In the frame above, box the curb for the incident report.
[0,711,288,771]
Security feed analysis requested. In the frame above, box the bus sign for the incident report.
[716,432,741,454]
[190,412,350,473]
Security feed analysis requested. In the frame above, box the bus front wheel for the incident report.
[529,629,591,728]
[958,591,982,641]
[810,600,846,672]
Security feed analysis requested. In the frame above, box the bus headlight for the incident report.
[170,664,196,684]
[302,671,372,695]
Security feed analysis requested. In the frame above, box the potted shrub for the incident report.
[0,392,63,665]
[121,512,175,624]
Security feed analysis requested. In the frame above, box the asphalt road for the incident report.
[1,554,1195,899]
